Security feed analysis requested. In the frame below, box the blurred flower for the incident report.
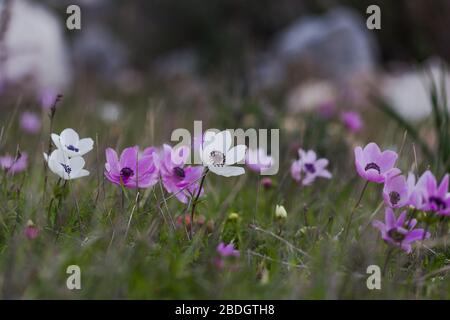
[156,144,204,203]
[245,148,274,174]
[51,128,94,158]
[287,81,337,114]
[25,220,39,240]
[98,101,123,123]
[40,88,59,110]
[354,142,398,183]
[44,149,89,180]
[20,111,41,134]
[217,242,240,258]
[340,111,363,133]
[372,208,430,253]
[261,177,273,189]
[317,102,336,119]
[0,152,28,174]
[290,149,331,186]
[200,130,247,177]
[415,171,450,216]
[104,146,159,189]
[275,205,287,220]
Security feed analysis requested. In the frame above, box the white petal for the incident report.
[209,165,245,177]
[68,156,86,171]
[51,134,63,150]
[60,128,79,146]
[72,169,90,179]
[225,145,247,165]
[43,153,49,162]
[77,138,94,156]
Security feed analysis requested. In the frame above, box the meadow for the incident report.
[1,69,450,300]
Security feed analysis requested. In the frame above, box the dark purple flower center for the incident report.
[387,228,405,242]
[389,191,401,206]
[120,167,134,179]
[60,163,72,174]
[173,166,185,178]
[304,163,316,174]
[365,162,381,174]
[429,196,446,211]
[66,145,79,152]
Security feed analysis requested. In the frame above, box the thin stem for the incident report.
[190,168,208,238]
[343,180,369,242]
[382,247,394,276]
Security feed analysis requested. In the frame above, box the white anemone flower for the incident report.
[200,130,247,177]
[51,128,94,158]
[44,149,89,180]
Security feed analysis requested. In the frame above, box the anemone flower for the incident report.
[291,149,331,186]
[382,171,420,208]
[245,148,274,174]
[340,111,363,133]
[51,128,94,158]
[44,149,89,180]
[200,130,247,177]
[0,152,28,174]
[372,207,430,253]
[104,146,159,189]
[156,144,204,203]
[354,142,398,183]
[415,171,450,216]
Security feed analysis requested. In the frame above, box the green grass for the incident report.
[0,89,449,300]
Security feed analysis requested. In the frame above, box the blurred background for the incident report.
[1,0,450,147]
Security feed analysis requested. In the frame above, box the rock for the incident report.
[0,0,71,92]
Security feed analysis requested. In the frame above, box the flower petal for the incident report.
[209,166,245,177]
[225,145,247,165]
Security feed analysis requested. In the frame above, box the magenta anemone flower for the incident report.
[415,171,450,216]
[217,242,240,258]
[104,146,159,189]
[383,171,420,208]
[372,208,430,253]
[156,144,204,203]
[245,148,274,174]
[291,149,331,186]
[0,153,28,174]
[340,111,363,133]
[20,111,41,134]
[354,142,398,183]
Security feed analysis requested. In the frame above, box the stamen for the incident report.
[66,145,79,152]
[60,163,72,174]
[429,196,446,211]
[210,151,226,167]
[120,167,134,179]
[173,166,186,178]
[389,191,401,206]
[365,162,381,174]
[387,228,405,242]
[304,163,316,174]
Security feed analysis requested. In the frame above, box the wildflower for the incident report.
[354,142,398,183]
[383,171,419,208]
[261,177,273,189]
[217,242,240,258]
[20,111,41,134]
[104,146,159,189]
[372,207,430,253]
[25,220,39,240]
[51,128,94,158]
[415,171,450,216]
[290,149,332,186]
[44,149,89,180]
[340,111,363,133]
[0,152,28,174]
[200,130,247,177]
[275,205,287,220]
[245,148,274,174]
[156,144,204,203]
